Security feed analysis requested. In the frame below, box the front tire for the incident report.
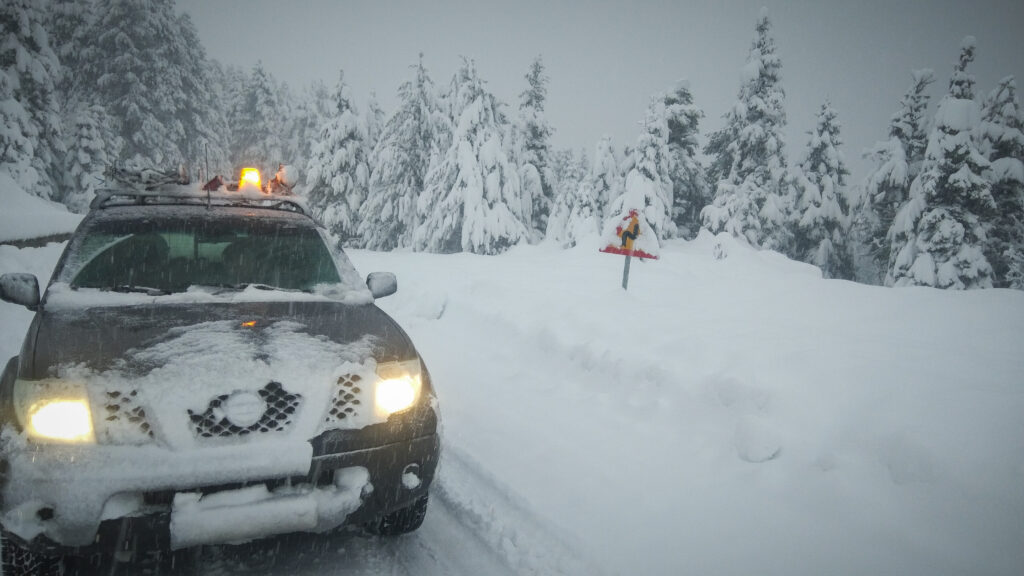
[1,533,63,576]
[366,495,429,536]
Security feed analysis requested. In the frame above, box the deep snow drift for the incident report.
[1,231,1022,575]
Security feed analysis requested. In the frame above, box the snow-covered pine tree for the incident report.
[46,0,94,111]
[546,149,589,246]
[0,0,65,201]
[701,10,792,253]
[79,0,222,171]
[359,55,446,250]
[564,154,602,248]
[172,11,230,176]
[518,56,555,241]
[603,96,676,249]
[63,104,115,213]
[860,69,935,283]
[590,135,622,220]
[363,91,385,158]
[279,79,332,187]
[229,62,288,175]
[663,80,708,239]
[890,37,996,289]
[305,70,369,248]
[978,76,1024,288]
[0,68,39,198]
[414,59,527,254]
[792,101,853,279]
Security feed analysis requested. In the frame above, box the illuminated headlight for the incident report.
[374,359,422,416]
[13,379,96,443]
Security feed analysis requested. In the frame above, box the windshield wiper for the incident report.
[109,285,171,296]
[199,283,310,293]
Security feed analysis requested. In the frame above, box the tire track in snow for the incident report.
[431,445,605,576]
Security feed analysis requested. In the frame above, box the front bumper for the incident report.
[1,430,439,553]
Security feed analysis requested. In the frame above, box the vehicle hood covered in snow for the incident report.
[25,300,416,378]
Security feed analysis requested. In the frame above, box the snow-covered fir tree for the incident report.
[518,56,555,241]
[663,80,707,239]
[359,55,446,250]
[563,151,602,248]
[79,0,222,171]
[978,76,1024,288]
[46,0,94,111]
[603,96,676,250]
[363,91,385,158]
[890,37,996,289]
[590,135,622,219]
[546,149,589,246]
[1,0,65,201]
[305,70,369,248]
[701,10,792,253]
[172,11,229,175]
[63,104,116,213]
[283,80,331,187]
[229,62,288,174]
[792,101,853,279]
[414,59,527,254]
[859,69,935,282]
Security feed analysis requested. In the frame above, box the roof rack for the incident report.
[90,187,310,216]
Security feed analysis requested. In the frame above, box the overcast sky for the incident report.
[178,0,1024,181]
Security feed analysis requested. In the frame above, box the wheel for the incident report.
[366,495,429,536]
[1,532,63,576]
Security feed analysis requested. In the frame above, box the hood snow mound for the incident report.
[0,173,83,243]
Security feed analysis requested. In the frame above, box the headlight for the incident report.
[374,359,422,416]
[13,379,96,443]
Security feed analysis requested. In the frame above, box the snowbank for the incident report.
[0,173,83,243]
[350,233,1024,576]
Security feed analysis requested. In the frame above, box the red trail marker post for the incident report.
[599,209,658,290]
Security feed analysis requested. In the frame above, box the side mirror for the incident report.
[366,272,397,299]
[0,273,41,310]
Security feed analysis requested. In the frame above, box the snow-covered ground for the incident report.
[2,233,1022,575]
[0,173,82,243]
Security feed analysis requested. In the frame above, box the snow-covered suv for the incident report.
[0,176,440,573]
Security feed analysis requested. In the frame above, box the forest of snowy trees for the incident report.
[2,0,1022,289]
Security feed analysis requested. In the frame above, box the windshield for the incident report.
[57,209,342,293]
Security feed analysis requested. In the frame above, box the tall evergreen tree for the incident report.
[1,0,65,200]
[701,10,792,252]
[518,56,555,240]
[890,37,996,289]
[663,80,708,239]
[80,0,222,171]
[590,135,622,220]
[546,149,589,246]
[359,55,445,250]
[414,59,527,254]
[603,96,676,251]
[978,76,1024,288]
[63,104,116,213]
[305,70,369,247]
[363,91,385,157]
[792,101,853,279]
[860,69,935,282]
[229,62,287,175]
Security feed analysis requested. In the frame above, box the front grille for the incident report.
[100,389,155,443]
[189,382,302,439]
[324,373,363,426]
